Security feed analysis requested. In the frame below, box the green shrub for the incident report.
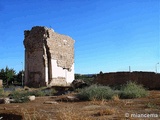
[38,88,57,96]
[77,84,115,100]
[44,88,57,96]
[10,91,29,103]
[0,88,4,96]
[9,88,57,103]
[23,88,57,97]
[27,90,46,97]
[77,82,148,101]
[120,81,148,99]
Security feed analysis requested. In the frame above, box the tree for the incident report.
[15,70,24,84]
[99,71,103,74]
[0,66,16,85]
[0,68,6,81]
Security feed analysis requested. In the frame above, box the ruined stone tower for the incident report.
[23,26,74,87]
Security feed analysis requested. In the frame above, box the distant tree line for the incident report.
[0,66,24,86]
[75,74,95,85]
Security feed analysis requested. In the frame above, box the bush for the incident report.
[77,82,148,101]
[9,91,29,103]
[44,88,57,96]
[27,90,46,97]
[0,88,4,96]
[38,87,57,96]
[77,85,115,100]
[120,81,148,99]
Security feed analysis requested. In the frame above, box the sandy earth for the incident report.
[0,91,160,120]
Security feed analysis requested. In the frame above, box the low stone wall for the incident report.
[94,72,160,89]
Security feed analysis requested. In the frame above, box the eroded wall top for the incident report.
[46,29,74,70]
[24,26,74,70]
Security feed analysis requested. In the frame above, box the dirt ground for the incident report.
[0,91,159,120]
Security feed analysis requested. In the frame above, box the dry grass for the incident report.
[56,105,92,120]
[89,98,108,105]
[95,109,115,116]
[20,108,50,120]
[56,99,116,120]
[2,91,11,97]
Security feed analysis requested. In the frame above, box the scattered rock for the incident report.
[0,98,10,104]
[66,96,79,101]
[43,101,58,104]
[8,99,15,103]
[28,96,35,101]
[4,98,10,104]
[71,79,88,89]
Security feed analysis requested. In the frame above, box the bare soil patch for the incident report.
[0,91,159,120]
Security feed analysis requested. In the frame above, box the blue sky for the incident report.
[0,0,159,74]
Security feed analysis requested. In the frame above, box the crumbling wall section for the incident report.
[46,29,74,86]
[46,30,74,70]
[24,26,74,87]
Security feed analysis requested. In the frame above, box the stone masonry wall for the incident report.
[95,72,160,89]
[46,30,74,71]
[24,26,74,87]
[24,27,46,87]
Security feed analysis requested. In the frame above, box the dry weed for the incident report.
[112,95,120,102]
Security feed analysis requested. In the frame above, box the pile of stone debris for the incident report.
[0,96,35,104]
[71,79,88,89]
